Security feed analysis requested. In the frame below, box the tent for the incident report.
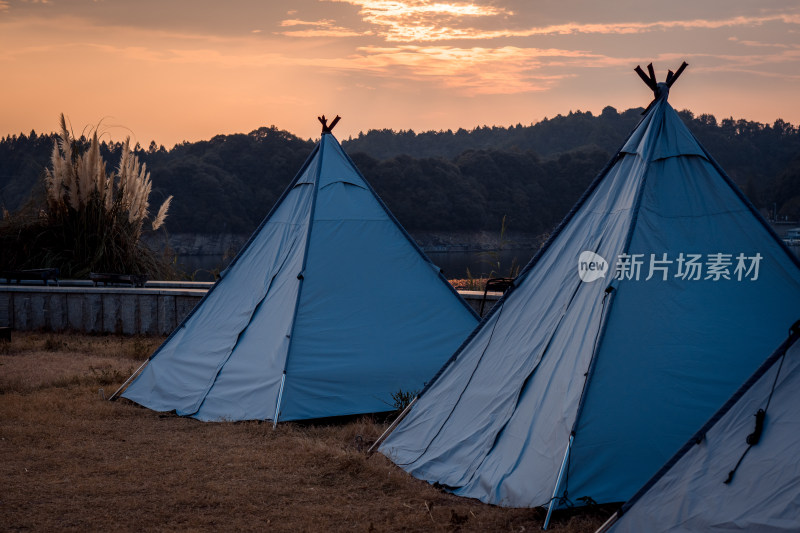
[597,320,800,533]
[377,65,800,514]
[113,117,479,422]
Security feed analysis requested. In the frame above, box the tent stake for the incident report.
[367,396,418,455]
[543,434,574,530]
[273,373,286,429]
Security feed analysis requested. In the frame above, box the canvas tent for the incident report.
[378,65,800,514]
[597,320,800,533]
[113,118,478,422]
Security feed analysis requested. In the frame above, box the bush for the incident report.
[0,115,175,278]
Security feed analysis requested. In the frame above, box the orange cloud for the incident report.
[279,18,368,37]
[280,19,337,27]
[339,45,598,94]
[316,3,800,42]
[331,0,509,19]
[729,37,792,49]
[322,0,509,41]
[703,47,800,74]
[500,14,800,38]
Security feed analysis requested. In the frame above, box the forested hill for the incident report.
[343,106,647,159]
[2,106,799,238]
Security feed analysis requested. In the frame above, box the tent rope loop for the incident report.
[745,409,766,446]
[724,345,788,484]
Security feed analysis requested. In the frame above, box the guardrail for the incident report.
[0,282,500,335]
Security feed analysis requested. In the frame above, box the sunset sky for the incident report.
[1,0,799,147]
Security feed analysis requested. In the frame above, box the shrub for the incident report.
[0,115,175,278]
[390,388,418,411]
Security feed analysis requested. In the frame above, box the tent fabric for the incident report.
[379,85,800,508]
[600,323,800,533]
[121,133,478,422]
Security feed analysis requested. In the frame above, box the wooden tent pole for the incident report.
[107,359,150,401]
[367,397,418,455]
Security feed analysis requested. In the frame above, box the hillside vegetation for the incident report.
[2,107,799,238]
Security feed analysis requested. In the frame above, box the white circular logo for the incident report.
[578,251,608,282]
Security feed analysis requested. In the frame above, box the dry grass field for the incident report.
[0,332,610,532]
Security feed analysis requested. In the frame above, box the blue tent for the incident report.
[598,321,800,533]
[116,126,478,422]
[379,68,800,511]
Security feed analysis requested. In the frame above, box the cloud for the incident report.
[331,0,509,20]
[508,13,800,38]
[315,2,800,42]
[279,18,368,38]
[336,45,600,94]
[4,4,799,102]
[703,47,800,75]
[728,36,791,49]
[280,19,337,27]
[319,0,510,41]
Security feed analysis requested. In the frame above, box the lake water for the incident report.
[426,249,533,279]
[176,245,800,282]
[176,248,535,282]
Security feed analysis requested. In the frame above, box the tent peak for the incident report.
[634,62,688,100]
[318,114,341,134]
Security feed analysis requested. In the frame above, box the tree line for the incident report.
[2,106,799,239]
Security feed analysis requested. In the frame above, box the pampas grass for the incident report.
[46,115,171,240]
[0,114,176,279]
[151,194,172,230]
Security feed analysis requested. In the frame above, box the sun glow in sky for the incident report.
[1,0,799,146]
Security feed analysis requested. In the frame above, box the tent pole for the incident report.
[272,373,286,429]
[107,359,149,401]
[543,434,574,530]
[367,396,418,455]
[594,512,620,533]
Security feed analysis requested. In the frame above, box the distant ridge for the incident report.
[2,108,799,237]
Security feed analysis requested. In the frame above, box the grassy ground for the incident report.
[0,332,610,532]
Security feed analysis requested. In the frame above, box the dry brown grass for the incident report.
[0,332,610,532]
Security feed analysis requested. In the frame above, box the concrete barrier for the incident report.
[0,285,207,335]
[0,284,501,335]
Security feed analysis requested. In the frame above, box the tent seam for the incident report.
[558,96,668,499]
[274,134,328,422]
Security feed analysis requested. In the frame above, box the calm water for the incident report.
[175,255,233,281]
[176,248,535,282]
[426,249,533,279]
[176,245,800,282]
